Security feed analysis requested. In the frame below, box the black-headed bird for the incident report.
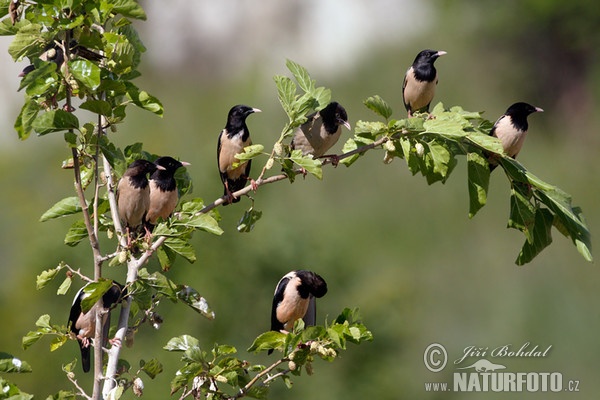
[402,49,447,116]
[488,102,544,170]
[117,159,161,241]
[217,105,261,204]
[271,270,328,334]
[67,282,125,373]
[145,156,190,230]
[291,101,351,163]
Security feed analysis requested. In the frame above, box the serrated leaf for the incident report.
[35,315,51,330]
[232,144,264,168]
[274,75,296,118]
[466,131,504,154]
[423,141,453,184]
[105,385,124,400]
[110,0,148,20]
[22,331,44,350]
[423,117,466,138]
[176,286,215,320]
[0,353,32,373]
[18,60,57,93]
[32,110,80,136]
[508,184,535,242]
[164,335,200,352]
[36,267,61,290]
[516,208,554,265]
[69,59,101,91]
[175,213,223,235]
[8,23,43,61]
[364,95,392,120]
[286,59,314,93]
[140,358,163,379]
[64,220,87,246]
[247,331,287,353]
[467,152,489,218]
[40,197,81,222]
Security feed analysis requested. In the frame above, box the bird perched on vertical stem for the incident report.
[402,49,447,117]
[145,156,190,230]
[271,270,328,334]
[291,101,351,164]
[217,105,261,204]
[117,159,162,243]
[488,102,544,170]
[67,281,126,373]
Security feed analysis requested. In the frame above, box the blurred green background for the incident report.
[1,0,598,398]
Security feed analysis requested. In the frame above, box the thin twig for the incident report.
[66,372,92,400]
[234,359,287,398]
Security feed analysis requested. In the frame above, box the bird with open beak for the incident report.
[402,49,447,117]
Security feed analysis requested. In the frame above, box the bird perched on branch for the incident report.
[291,101,351,164]
[67,281,126,373]
[145,156,190,230]
[217,105,261,204]
[402,49,447,116]
[271,270,328,334]
[18,39,103,77]
[117,159,162,242]
[488,102,544,170]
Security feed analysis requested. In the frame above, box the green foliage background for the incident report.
[1,1,599,399]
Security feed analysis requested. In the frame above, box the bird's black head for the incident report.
[124,159,159,177]
[153,156,190,176]
[320,102,351,133]
[505,102,544,117]
[412,49,446,66]
[296,270,328,298]
[226,104,261,131]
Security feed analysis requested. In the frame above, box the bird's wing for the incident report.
[302,295,317,326]
[402,68,411,111]
[270,276,291,331]
[68,287,84,333]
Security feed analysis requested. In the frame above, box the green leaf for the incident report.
[68,59,101,91]
[364,95,392,120]
[35,315,51,330]
[274,75,296,119]
[140,358,163,379]
[22,331,44,350]
[109,0,148,20]
[0,353,32,373]
[176,285,215,320]
[508,185,535,242]
[175,213,223,235]
[466,131,504,154]
[164,335,200,352]
[8,23,43,61]
[79,100,112,116]
[80,280,115,313]
[32,110,80,136]
[125,82,163,116]
[247,331,287,353]
[467,152,490,218]
[339,138,360,167]
[98,135,126,175]
[289,150,322,179]
[50,335,68,352]
[40,197,81,222]
[18,60,57,93]
[164,237,196,263]
[36,266,62,290]
[56,276,72,296]
[286,59,314,93]
[237,207,263,233]
[138,269,178,300]
[14,99,41,140]
[516,208,554,265]
[231,144,264,168]
[46,390,76,400]
[64,220,87,246]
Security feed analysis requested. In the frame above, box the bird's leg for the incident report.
[78,336,91,348]
[224,181,235,204]
[319,154,340,167]
[247,176,258,192]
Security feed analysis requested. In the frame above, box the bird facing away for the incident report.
[488,102,544,170]
[217,105,261,204]
[402,49,447,116]
[145,156,190,229]
[117,159,162,238]
[291,101,351,159]
[271,270,328,334]
[67,282,125,373]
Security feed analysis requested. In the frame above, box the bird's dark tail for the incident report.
[80,341,91,373]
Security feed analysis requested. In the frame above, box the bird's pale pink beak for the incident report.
[535,107,544,113]
[156,165,166,170]
[252,108,262,113]
[437,51,447,57]
[180,161,191,166]
[342,120,351,130]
